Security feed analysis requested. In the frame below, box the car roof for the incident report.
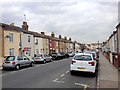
[75,53,92,56]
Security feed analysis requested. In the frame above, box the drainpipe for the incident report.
[2,29,4,57]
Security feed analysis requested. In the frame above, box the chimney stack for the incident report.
[69,38,71,41]
[51,32,55,37]
[64,36,67,40]
[22,21,28,31]
[10,23,14,26]
[41,32,45,35]
[59,35,62,39]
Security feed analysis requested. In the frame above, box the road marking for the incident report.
[53,78,64,83]
[66,70,69,74]
[60,74,65,77]
[75,83,90,90]
[53,78,59,82]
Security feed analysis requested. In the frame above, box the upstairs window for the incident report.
[35,39,38,45]
[28,36,31,42]
[9,33,13,42]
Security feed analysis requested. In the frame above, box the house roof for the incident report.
[0,23,73,43]
[116,23,120,28]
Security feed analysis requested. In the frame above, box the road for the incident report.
[2,58,97,88]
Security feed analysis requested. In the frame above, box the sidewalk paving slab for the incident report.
[97,52,119,89]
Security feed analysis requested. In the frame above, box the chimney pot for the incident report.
[51,32,55,37]
[41,32,45,35]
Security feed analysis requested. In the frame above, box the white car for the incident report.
[70,53,97,76]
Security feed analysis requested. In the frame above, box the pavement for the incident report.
[97,52,119,89]
[0,57,3,70]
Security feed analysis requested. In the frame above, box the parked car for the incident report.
[84,51,99,67]
[2,56,34,70]
[60,52,69,58]
[70,53,97,76]
[68,52,75,57]
[34,53,52,63]
[51,53,64,60]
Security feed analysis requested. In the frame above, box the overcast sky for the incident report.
[0,0,119,44]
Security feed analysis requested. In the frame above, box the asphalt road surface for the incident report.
[2,58,97,89]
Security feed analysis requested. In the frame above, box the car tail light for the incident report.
[12,61,15,65]
[88,62,95,66]
[71,60,76,64]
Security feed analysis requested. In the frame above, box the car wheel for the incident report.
[15,65,20,70]
[30,62,34,67]
[2,67,6,71]
[50,59,53,62]
[70,70,74,75]
[91,72,96,77]
[43,60,46,64]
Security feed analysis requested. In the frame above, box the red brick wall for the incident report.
[118,53,120,68]
[104,52,110,60]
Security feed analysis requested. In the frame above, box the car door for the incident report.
[46,54,49,61]
[17,56,25,67]
[23,56,30,66]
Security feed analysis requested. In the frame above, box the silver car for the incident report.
[2,56,34,70]
[34,53,52,63]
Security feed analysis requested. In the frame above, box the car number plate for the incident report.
[77,67,86,70]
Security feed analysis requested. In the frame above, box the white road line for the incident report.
[75,83,90,90]
[53,78,59,82]
[66,70,69,74]
[60,74,65,77]
[54,80,64,83]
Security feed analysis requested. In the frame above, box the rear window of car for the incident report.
[74,55,92,61]
[5,56,15,61]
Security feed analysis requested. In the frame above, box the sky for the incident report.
[0,0,119,44]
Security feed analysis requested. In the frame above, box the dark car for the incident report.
[51,53,64,60]
[60,52,69,58]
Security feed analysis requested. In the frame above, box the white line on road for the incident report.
[60,74,65,77]
[75,83,90,90]
[53,78,64,83]
[66,70,69,74]
[53,78,59,82]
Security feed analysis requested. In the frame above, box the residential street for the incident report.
[2,58,97,88]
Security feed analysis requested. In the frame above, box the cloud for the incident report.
[0,0,119,43]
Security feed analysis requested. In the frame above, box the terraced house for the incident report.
[0,27,3,64]
[0,23,22,57]
[102,23,120,70]
[0,21,79,62]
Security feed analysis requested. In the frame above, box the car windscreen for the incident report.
[5,56,15,61]
[74,55,92,61]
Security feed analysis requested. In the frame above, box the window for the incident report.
[74,55,92,61]
[35,39,38,45]
[28,49,31,56]
[28,36,31,42]
[36,49,39,54]
[17,56,23,60]
[24,57,28,60]
[6,56,15,61]
[9,33,13,42]
[9,48,14,56]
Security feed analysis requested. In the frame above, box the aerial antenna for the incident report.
[24,14,27,21]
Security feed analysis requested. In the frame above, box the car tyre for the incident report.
[70,70,74,75]
[2,67,6,71]
[15,65,20,70]
[91,72,96,77]
[30,62,34,67]
[43,60,46,64]
[50,59,53,62]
